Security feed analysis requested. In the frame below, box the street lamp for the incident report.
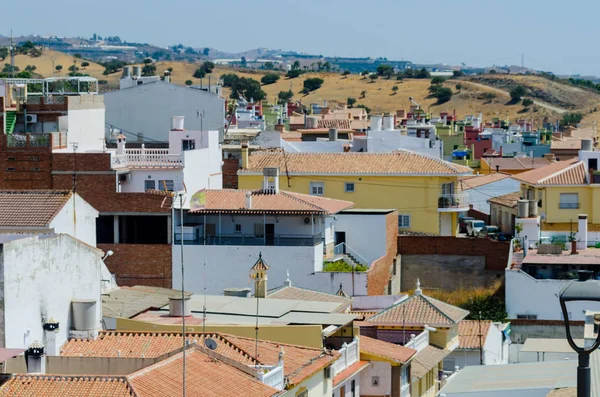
[559,270,600,397]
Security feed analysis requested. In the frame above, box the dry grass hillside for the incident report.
[10,50,600,129]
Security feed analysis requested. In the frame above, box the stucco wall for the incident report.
[506,270,600,321]
[50,194,99,247]
[334,372,361,397]
[336,213,387,263]
[285,368,331,397]
[173,244,324,294]
[1,235,102,350]
[104,82,225,143]
[465,178,520,215]
[360,361,392,396]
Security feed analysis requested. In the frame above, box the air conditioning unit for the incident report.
[26,114,37,123]
[118,173,131,184]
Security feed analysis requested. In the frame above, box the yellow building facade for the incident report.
[238,151,472,236]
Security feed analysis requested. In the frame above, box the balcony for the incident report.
[111,148,183,169]
[438,193,469,212]
[332,338,359,377]
[174,233,322,247]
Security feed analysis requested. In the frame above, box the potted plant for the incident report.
[568,232,577,254]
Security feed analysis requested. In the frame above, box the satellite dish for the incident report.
[204,338,218,351]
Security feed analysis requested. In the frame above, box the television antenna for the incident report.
[177,183,188,397]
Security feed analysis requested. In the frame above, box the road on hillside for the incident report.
[462,81,568,114]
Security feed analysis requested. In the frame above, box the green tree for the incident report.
[376,64,394,79]
[142,64,156,76]
[431,76,446,85]
[229,77,266,101]
[433,87,453,104]
[322,61,331,72]
[360,70,370,78]
[455,83,463,92]
[460,296,507,323]
[81,61,90,69]
[392,85,399,95]
[0,47,8,61]
[302,77,324,92]
[241,56,247,67]
[360,90,366,99]
[278,90,293,104]
[510,85,526,101]
[522,98,534,107]
[55,65,63,72]
[68,64,79,73]
[347,97,357,107]
[416,68,430,78]
[24,65,37,72]
[143,58,153,65]
[74,53,82,59]
[292,61,301,70]
[261,73,280,85]
[286,69,303,79]
[167,67,174,73]
[221,73,239,87]
[403,68,414,78]
[264,62,275,70]
[200,61,215,74]
[369,73,378,83]
[342,70,350,78]
[185,80,193,86]
[29,48,42,57]
[560,113,584,128]
[453,70,464,77]
[203,48,210,56]
[193,68,206,79]
[356,104,371,113]
[489,69,497,74]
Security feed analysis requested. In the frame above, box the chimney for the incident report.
[578,214,588,250]
[25,341,45,374]
[262,168,280,193]
[544,153,556,162]
[274,124,285,133]
[42,317,59,356]
[245,191,252,209]
[241,141,249,169]
[163,71,171,83]
[116,134,127,155]
[171,116,185,131]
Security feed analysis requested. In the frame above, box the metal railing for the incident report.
[332,338,359,377]
[111,148,183,169]
[174,233,322,247]
[333,242,370,267]
[438,192,468,209]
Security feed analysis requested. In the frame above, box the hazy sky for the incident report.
[3,0,599,76]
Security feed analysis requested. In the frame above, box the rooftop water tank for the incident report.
[517,199,529,219]
[306,116,319,129]
[582,139,593,151]
[169,296,191,317]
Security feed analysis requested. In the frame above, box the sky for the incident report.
[3,0,600,76]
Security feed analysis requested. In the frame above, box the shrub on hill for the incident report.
[261,73,280,85]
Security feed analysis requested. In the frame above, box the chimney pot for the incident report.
[246,191,252,209]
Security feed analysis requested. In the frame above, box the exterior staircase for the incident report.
[4,111,16,134]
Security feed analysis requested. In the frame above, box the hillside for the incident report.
[9,50,600,128]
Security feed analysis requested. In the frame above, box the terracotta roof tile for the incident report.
[0,190,72,227]
[458,320,492,349]
[487,192,521,208]
[411,346,450,379]
[318,119,352,129]
[332,360,369,387]
[128,349,278,397]
[0,374,133,396]
[460,173,511,190]
[481,157,551,171]
[221,334,339,386]
[267,285,352,313]
[359,336,416,363]
[366,294,469,327]
[241,152,472,176]
[188,189,354,214]
[61,331,257,365]
[512,158,584,185]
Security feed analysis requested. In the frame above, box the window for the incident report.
[182,139,196,151]
[559,193,579,209]
[344,182,355,193]
[6,168,15,172]
[29,156,39,161]
[254,223,265,237]
[30,167,40,172]
[144,180,156,191]
[589,158,598,171]
[516,314,537,320]
[398,215,411,228]
[234,224,242,233]
[158,180,174,192]
[309,182,324,196]
[351,379,356,397]
[7,157,15,161]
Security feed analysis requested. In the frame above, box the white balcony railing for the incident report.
[332,338,359,377]
[405,330,429,352]
[111,148,183,169]
[256,362,285,391]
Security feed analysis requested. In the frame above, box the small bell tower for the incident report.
[250,252,270,298]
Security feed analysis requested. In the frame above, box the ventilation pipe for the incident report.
[246,191,252,209]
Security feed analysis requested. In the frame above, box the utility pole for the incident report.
[478,311,484,365]
[521,54,524,74]
[10,29,15,78]
[71,143,78,192]
[179,193,186,397]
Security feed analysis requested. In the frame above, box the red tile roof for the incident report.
[241,152,473,176]
[128,349,279,397]
[0,190,73,227]
[512,158,585,186]
[221,334,339,386]
[188,189,354,215]
[61,331,256,365]
[267,285,352,313]
[411,346,450,379]
[481,157,551,171]
[332,360,370,387]
[460,173,511,190]
[359,336,416,363]
[487,192,521,208]
[0,375,133,396]
[366,293,469,327]
[458,320,492,349]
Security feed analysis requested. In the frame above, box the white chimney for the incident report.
[171,116,185,131]
[383,116,394,131]
[370,115,383,131]
[246,192,252,209]
[116,134,127,155]
[26,341,45,374]
[578,214,588,250]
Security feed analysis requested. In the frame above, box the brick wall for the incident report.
[468,207,490,224]
[367,211,399,295]
[222,158,239,189]
[98,244,172,287]
[0,134,53,189]
[397,236,510,271]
